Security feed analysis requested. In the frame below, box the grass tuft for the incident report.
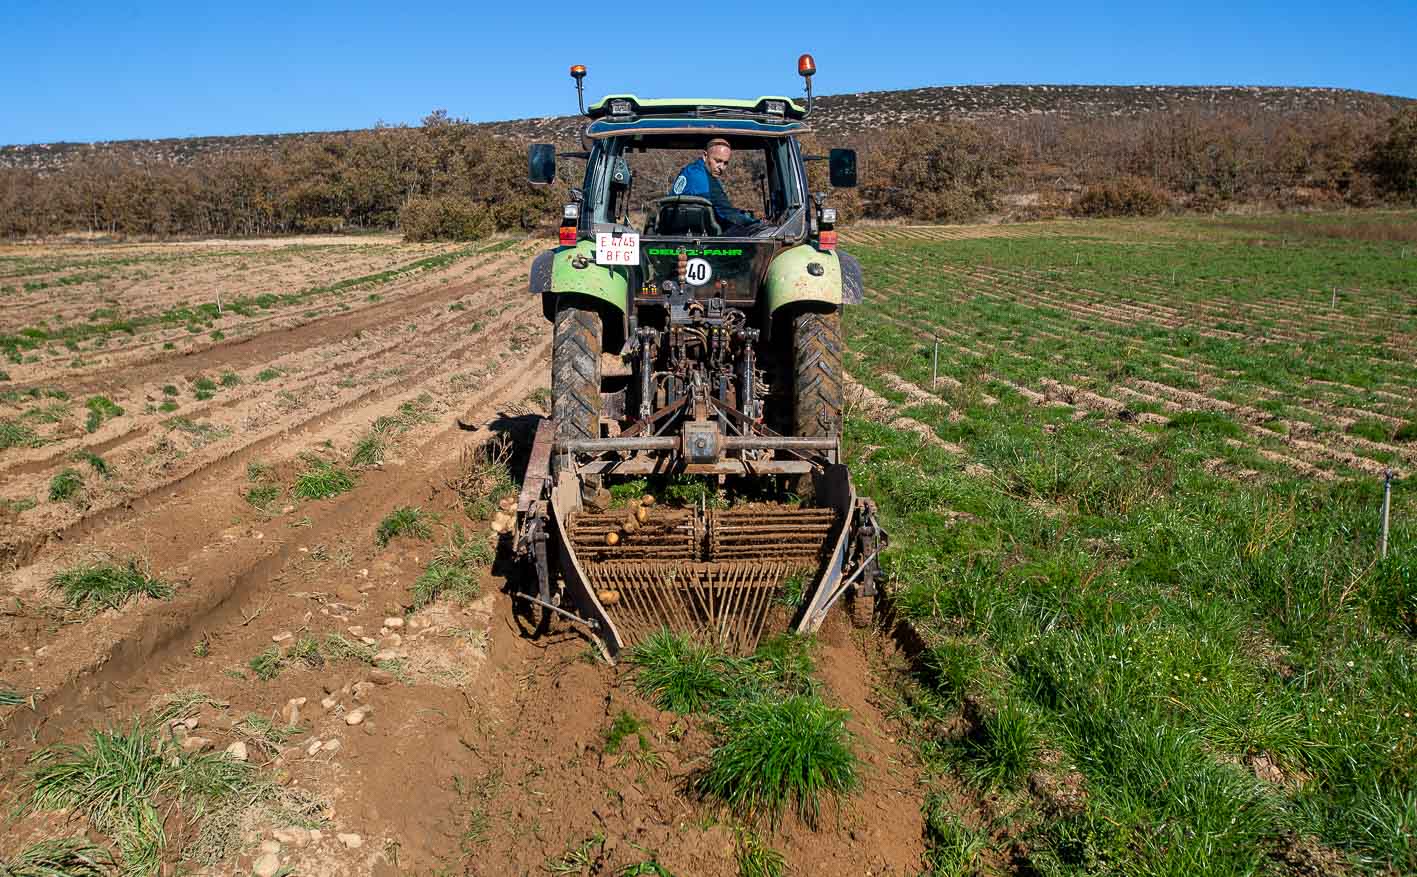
[291,460,355,500]
[0,418,44,450]
[23,721,257,875]
[248,647,284,682]
[409,525,490,609]
[445,438,515,519]
[0,839,115,876]
[350,431,385,468]
[50,559,173,611]
[375,505,432,547]
[77,450,112,479]
[628,630,739,714]
[962,700,1041,789]
[83,396,123,433]
[322,634,376,665]
[735,829,786,877]
[697,693,858,828]
[921,795,987,877]
[48,468,84,502]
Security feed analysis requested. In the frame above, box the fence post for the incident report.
[932,339,940,390]
[1331,287,1337,310]
[1379,469,1392,560]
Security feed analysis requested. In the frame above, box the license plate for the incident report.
[595,232,640,266]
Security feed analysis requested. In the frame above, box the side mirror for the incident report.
[528,143,556,184]
[827,149,855,188]
[828,148,857,188]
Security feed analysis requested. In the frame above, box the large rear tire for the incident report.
[792,309,843,438]
[552,303,602,445]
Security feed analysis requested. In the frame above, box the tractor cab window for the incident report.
[586,136,806,238]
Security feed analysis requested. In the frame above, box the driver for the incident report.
[670,138,756,231]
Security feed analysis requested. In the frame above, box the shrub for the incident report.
[1367,107,1417,197]
[399,195,494,242]
[865,121,1019,222]
[1073,175,1170,217]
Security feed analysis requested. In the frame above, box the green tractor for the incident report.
[515,55,884,660]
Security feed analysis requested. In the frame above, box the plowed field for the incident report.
[2,213,1415,876]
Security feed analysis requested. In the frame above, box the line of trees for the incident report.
[1,106,1414,240]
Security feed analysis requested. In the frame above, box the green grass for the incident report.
[76,450,112,479]
[247,647,284,681]
[0,838,115,876]
[22,721,258,875]
[291,460,355,500]
[603,710,663,771]
[375,505,433,547]
[921,795,987,877]
[48,468,85,502]
[244,484,281,511]
[696,693,858,829]
[1,686,26,706]
[83,396,123,433]
[232,714,303,757]
[409,525,491,609]
[734,829,786,877]
[628,629,739,714]
[843,216,1417,874]
[0,418,42,450]
[349,430,385,468]
[50,559,174,611]
[256,367,283,382]
[219,371,241,387]
[165,417,229,446]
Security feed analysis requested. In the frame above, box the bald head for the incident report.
[704,139,731,178]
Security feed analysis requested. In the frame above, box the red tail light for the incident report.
[818,230,837,250]
[559,226,577,247]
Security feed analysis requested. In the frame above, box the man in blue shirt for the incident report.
[670,138,755,231]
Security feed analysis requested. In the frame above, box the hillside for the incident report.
[3,84,1410,172]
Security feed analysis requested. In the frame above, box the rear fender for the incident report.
[838,250,864,305]
[764,245,842,317]
[537,242,630,323]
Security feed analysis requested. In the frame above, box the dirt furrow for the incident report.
[1,294,544,569]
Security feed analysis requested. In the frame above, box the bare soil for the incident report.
[0,235,927,875]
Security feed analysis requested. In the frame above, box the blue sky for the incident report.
[2,1,1413,145]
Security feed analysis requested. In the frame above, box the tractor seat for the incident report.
[648,196,722,237]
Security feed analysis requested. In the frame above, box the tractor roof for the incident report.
[584,95,809,140]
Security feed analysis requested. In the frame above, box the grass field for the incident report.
[842,213,1416,875]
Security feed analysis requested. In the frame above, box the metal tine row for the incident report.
[592,561,794,655]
